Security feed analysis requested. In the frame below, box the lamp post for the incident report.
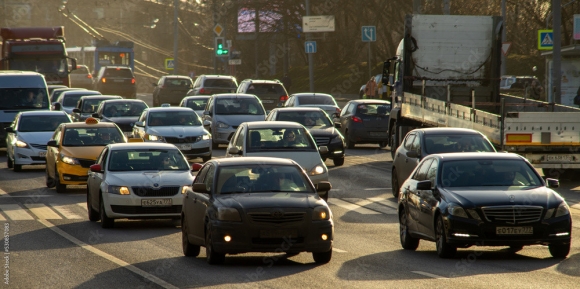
[173,0,178,75]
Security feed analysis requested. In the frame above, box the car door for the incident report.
[338,102,353,134]
[417,158,440,236]
[88,148,109,211]
[46,127,63,178]
[395,132,415,183]
[228,126,246,157]
[132,111,148,139]
[203,98,215,132]
[184,163,208,243]
[404,158,433,236]
[402,132,421,179]
[191,163,215,241]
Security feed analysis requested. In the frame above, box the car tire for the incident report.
[392,168,400,198]
[312,249,332,264]
[345,130,355,149]
[379,141,388,149]
[100,196,114,229]
[399,209,420,250]
[182,218,201,257]
[55,169,67,193]
[333,157,344,166]
[6,155,13,169]
[212,141,219,150]
[508,245,523,253]
[45,167,56,188]
[436,215,457,258]
[202,155,212,162]
[548,242,570,258]
[390,126,399,159]
[13,164,22,172]
[206,226,225,265]
[87,190,100,222]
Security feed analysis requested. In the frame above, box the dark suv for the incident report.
[236,79,288,111]
[152,75,193,107]
[187,74,238,96]
[94,66,136,98]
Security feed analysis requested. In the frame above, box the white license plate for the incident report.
[496,227,533,235]
[370,132,387,137]
[38,151,47,157]
[141,199,172,207]
[262,100,274,103]
[114,79,124,83]
[545,155,573,162]
[260,229,298,238]
[176,144,192,150]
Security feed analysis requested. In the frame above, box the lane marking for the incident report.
[0,204,34,220]
[24,203,62,220]
[77,202,88,211]
[412,271,448,279]
[37,219,179,289]
[0,213,5,221]
[332,248,347,253]
[571,203,580,211]
[0,188,7,197]
[368,197,399,210]
[364,188,391,191]
[51,204,83,219]
[10,195,53,198]
[343,198,397,214]
[327,199,381,215]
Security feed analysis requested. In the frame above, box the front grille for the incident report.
[252,237,304,245]
[111,205,182,214]
[62,174,88,182]
[30,143,47,150]
[132,186,180,197]
[165,136,199,144]
[481,206,543,224]
[30,156,46,161]
[248,212,306,224]
[182,147,210,154]
[313,136,330,146]
[78,159,96,168]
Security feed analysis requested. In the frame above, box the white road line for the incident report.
[77,202,87,211]
[571,203,580,211]
[368,197,399,210]
[51,204,83,219]
[24,203,62,220]
[343,198,397,214]
[0,213,5,221]
[364,188,391,191]
[0,204,34,220]
[332,248,347,253]
[0,188,7,197]
[411,271,448,279]
[10,195,54,198]
[327,199,381,215]
[37,219,179,289]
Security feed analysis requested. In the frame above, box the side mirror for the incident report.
[319,146,329,154]
[193,183,208,193]
[406,151,419,158]
[72,108,80,114]
[4,127,14,133]
[228,147,242,155]
[47,140,57,147]
[416,180,432,190]
[52,102,62,111]
[191,163,203,171]
[92,113,99,118]
[545,178,559,188]
[334,122,341,129]
[134,121,144,127]
[315,181,332,192]
[89,164,103,173]
[203,120,211,126]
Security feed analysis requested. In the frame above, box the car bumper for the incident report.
[444,214,572,246]
[208,219,334,254]
[172,139,212,158]
[103,192,184,218]
[350,124,389,142]
[213,127,236,144]
[57,163,90,185]
[319,142,345,159]
[12,147,47,165]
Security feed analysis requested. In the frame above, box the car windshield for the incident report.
[246,127,316,152]
[148,111,202,126]
[297,95,336,105]
[424,135,496,154]
[103,102,147,117]
[0,88,49,110]
[62,127,124,146]
[215,98,264,115]
[277,111,332,127]
[18,115,69,132]
[82,98,111,113]
[108,149,189,171]
[356,103,391,116]
[216,165,314,194]
[63,94,83,107]
[439,159,543,188]
[186,98,208,110]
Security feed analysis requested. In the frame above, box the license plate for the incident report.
[176,144,192,150]
[496,227,533,235]
[260,229,298,238]
[141,199,172,207]
[262,100,274,103]
[38,151,47,157]
[114,79,124,83]
[370,132,387,137]
[545,155,573,162]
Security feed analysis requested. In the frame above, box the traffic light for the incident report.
[214,37,229,57]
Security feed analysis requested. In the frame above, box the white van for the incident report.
[0,71,50,147]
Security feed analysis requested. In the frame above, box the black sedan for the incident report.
[91,99,149,137]
[266,107,345,166]
[336,99,391,149]
[397,152,571,258]
[182,157,334,265]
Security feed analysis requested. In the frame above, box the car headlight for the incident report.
[217,207,242,222]
[312,206,330,220]
[217,121,229,129]
[16,140,29,148]
[309,165,325,176]
[465,209,481,221]
[544,202,570,219]
[107,185,130,195]
[60,153,80,165]
[182,185,192,194]
[147,134,164,141]
[448,203,469,218]
[196,134,210,141]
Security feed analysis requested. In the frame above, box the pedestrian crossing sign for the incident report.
[538,30,553,50]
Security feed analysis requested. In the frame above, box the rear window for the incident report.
[204,78,237,88]
[296,95,336,105]
[186,98,208,110]
[424,134,496,154]
[164,78,193,87]
[356,103,391,116]
[246,83,286,95]
[103,68,133,78]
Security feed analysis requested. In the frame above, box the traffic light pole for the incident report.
[306,0,314,92]
[173,0,178,75]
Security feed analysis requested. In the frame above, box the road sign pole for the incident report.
[306,0,314,92]
[553,0,561,104]
[173,0,178,75]
[368,42,372,79]
[501,0,506,76]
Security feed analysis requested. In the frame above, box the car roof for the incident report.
[272,107,326,112]
[431,152,522,161]
[245,121,304,129]
[242,79,280,84]
[182,95,211,100]
[0,71,43,76]
[146,107,198,112]
[63,121,119,128]
[349,99,391,104]
[19,111,69,117]
[200,75,236,79]
[211,156,297,166]
[100,99,147,104]
[107,142,178,150]
[417,128,485,135]
[163,75,192,80]
[291,93,333,97]
[79,95,123,100]
[61,90,101,96]
[101,66,131,69]
[211,93,257,98]
[53,87,86,92]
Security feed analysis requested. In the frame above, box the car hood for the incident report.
[101,116,140,125]
[441,186,564,208]
[246,151,325,173]
[308,125,339,137]
[17,132,54,145]
[106,171,194,187]
[214,114,265,126]
[60,146,105,160]
[148,126,207,137]
[216,192,319,210]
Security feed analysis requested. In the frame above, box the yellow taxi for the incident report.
[45,117,126,193]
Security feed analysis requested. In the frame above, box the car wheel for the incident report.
[379,141,388,149]
[549,242,570,258]
[87,190,100,222]
[399,209,420,250]
[212,141,220,150]
[312,248,332,264]
[391,168,400,198]
[390,127,399,159]
[435,215,457,258]
[13,164,22,172]
[333,157,344,166]
[202,155,211,162]
[55,169,67,193]
[6,155,13,169]
[100,196,114,229]
[206,226,225,265]
[345,130,355,149]
[182,218,201,257]
[45,167,56,188]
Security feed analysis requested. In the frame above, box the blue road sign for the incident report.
[538,30,553,50]
[165,58,174,70]
[362,26,376,42]
[305,41,317,53]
